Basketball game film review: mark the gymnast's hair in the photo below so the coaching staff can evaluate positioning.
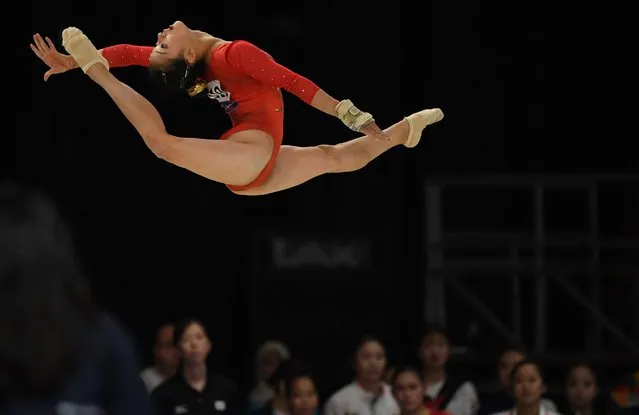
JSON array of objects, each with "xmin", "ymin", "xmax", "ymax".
[
  {"xmin": 0, "ymin": 182, "xmax": 95, "ymax": 400},
  {"xmin": 149, "ymin": 56, "xmax": 208, "ymax": 98}
]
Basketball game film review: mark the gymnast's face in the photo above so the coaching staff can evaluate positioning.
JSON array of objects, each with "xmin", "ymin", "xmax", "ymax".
[{"xmin": 151, "ymin": 20, "xmax": 191, "ymax": 69}]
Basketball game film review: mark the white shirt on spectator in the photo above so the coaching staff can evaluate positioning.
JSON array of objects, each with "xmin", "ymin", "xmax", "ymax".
[
  {"xmin": 139, "ymin": 366, "xmax": 166, "ymax": 392},
  {"xmin": 540, "ymin": 399, "xmax": 558, "ymax": 412},
  {"xmin": 491, "ymin": 406, "xmax": 561, "ymax": 415},
  {"xmin": 324, "ymin": 382, "xmax": 400, "ymax": 415},
  {"xmin": 425, "ymin": 379, "xmax": 479, "ymax": 415}
]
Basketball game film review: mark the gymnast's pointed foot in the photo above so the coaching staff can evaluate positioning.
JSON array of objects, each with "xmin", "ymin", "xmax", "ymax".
[
  {"xmin": 403, "ymin": 108, "xmax": 444, "ymax": 148},
  {"xmin": 61, "ymin": 27, "xmax": 109, "ymax": 73}
]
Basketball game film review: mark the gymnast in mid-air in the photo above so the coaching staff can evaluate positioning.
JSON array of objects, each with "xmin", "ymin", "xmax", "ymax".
[{"xmin": 30, "ymin": 22, "xmax": 443, "ymax": 195}]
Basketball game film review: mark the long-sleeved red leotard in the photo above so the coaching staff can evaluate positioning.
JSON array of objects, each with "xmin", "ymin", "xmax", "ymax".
[
  {"xmin": 101, "ymin": 41, "xmax": 319, "ymax": 123},
  {"xmin": 101, "ymin": 45, "xmax": 153, "ymax": 68},
  {"xmin": 101, "ymin": 41, "xmax": 320, "ymax": 190}
]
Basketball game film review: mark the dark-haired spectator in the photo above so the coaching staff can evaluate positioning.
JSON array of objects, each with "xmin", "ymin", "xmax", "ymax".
[
  {"xmin": 392, "ymin": 365, "xmax": 448, "ymax": 415},
  {"xmin": 324, "ymin": 336, "xmax": 399, "ymax": 415},
  {"xmin": 479, "ymin": 349, "xmax": 557, "ymax": 415},
  {"xmin": 418, "ymin": 327, "xmax": 478, "ymax": 415},
  {"xmin": 152, "ymin": 319, "xmax": 239, "ymax": 415},
  {"xmin": 563, "ymin": 363, "xmax": 601, "ymax": 415},
  {"xmin": 141, "ymin": 322, "xmax": 180, "ymax": 392},
  {"xmin": 285, "ymin": 367, "xmax": 320, "ymax": 415},
  {"xmin": 489, "ymin": 360, "xmax": 560, "ymax": 415}
]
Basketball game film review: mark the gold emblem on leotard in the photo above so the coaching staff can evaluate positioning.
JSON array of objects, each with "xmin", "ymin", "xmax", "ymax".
[{"xmin": 188, "ymin": 80, "xmax": 208, "ymax": 97}]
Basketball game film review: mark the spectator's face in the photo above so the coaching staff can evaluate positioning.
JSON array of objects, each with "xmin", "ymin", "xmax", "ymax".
[
  {"xmin": 260, "ymin": 352, "xmax": 281, "ymax": 380},
  {"xmin": 420, "ymin": 333, "xmax": 450, "ymax": 368},
  {"xmin": 355, "ymin": 341, "xmax": 386, "ymax": 383},
  {"xmin": 393, "ymin": 371, "xmax": 424, "ymax": 413},
  {"xmin": 566, "ymin": 366, "xmax": 597, "ymax": 409},
  {"xmin": 154, "ymin": 324, "xmax": 180, "ymax": 374},
  {"xmin": 498, "ymin": 351, "xmax": 526, "ymax": 389},
  {"xmin": 289, "ymin": 376, "xmax": 318, "ymax": 415},
  {"xmin": 178, "ymin": 322, "xmax": 211, "ymax": 364},
  {"xmin": 512, "ymin": 364, "xmax": 544, "ymax": 406}
]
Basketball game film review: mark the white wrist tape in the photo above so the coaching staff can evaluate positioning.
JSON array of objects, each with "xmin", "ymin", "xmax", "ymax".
[
  {"xmin": 62, "ymin": 27, "xmax": 109, "ymax": 73},
  {"xmin": 335, "ymin": 99, "xmax": 374, "ymax": 131}
]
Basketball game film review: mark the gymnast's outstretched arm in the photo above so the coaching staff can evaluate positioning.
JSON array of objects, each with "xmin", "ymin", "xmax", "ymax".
[
  {"xmin": 30, "ymin": 34, "xmax": 153, "ymax": 80},
  {"xmin": 223, "ymin": 41, "xmax": 388, "ymax": 139},
  {"xmin": 100, "ymin": 45, "xmax": 154, "ymax": 67}
]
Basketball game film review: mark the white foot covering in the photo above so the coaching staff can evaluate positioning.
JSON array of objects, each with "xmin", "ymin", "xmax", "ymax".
[
  {"xmin": 403, "ymin": 108, "xmax": 444, "ymax": 148},
  {"xmin": 62, "ymin": 27, "xmax": 109, "ymax": 73}
]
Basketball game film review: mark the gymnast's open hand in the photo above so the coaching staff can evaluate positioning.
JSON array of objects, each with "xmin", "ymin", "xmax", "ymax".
[
  {"xmin": 30, "ymin": 34, "xmax": 77, "ymax": 81},
  {"xmin": 360, "ymin": 120, "xmax": 391, "ymax": 141}
]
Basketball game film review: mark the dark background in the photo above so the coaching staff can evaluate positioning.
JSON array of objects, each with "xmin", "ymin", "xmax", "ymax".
[{"xmin": 9, "ymin": 0, "xmax": 638, "ymax": 402}]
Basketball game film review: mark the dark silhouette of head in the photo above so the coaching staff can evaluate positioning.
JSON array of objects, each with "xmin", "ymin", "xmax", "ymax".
[{"xmin": 0, "ymin": 182, "xmax": 94, "ymax": 400}]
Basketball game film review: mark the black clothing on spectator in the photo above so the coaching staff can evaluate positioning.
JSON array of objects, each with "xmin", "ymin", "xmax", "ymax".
[
  {"xmin": 152, "ymin": 371, "xmax": 239, "ymax": 415},
  {"xmin": 423, "ymin": 377, "xmax": 466, "ymax": 411},
  {"xmin": 477, "ymin": 390, "xmax": 514, "ymax": 415}
]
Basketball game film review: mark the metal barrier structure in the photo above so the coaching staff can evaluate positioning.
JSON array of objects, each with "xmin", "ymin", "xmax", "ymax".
[{"xmin": 424, "ymin": 175, "xmax": 639, "ymax": 359}]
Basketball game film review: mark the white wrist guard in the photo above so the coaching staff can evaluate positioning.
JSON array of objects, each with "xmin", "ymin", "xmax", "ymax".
[{"xmin": 335, "ymin": 99, "xmax": 374, "ymax": 131}]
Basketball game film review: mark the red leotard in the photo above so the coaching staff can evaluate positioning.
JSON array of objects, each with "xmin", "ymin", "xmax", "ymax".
[{"xmin": 100, "ymin": 41, "xmax": 320, "ymax": 190}]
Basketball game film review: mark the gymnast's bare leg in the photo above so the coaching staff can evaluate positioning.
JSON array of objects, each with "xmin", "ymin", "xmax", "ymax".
[
  {"xmin": 62, "ymin": 28, "xmax": 273, "ymax": 187},
  {"xmin": 234, "ymin": 109, "xmax": 441, "ymax": 195}
]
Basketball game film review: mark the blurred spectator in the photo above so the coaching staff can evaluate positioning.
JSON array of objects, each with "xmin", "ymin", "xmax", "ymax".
[
  {"xmin": 141, "ymin": 322, "xmax": 180, "ymax": 392},
  {"xmin": 609, "ymin": 370, "xmax": 639, "ymax": 415},
  {"xmin": 490, "ymin": 360, "xmax": 560, "ymax": 415},
  {"xmin": 324, "ymin": 336, "xmax": 399, "ymax": 415},
  {"xmin": 0, "ymin": 182, "xmax": 152, "ymax": 415},
  {"xmin": 251, "ymin": 359, "xmax": 321, "ymax": 415},
  {"xmin": 386, "ymin": 367, "xmax": 398, "ymax": 385},
  {"xmin": 251, "ymin": 359, "xmax": 294, "ymax": 415},
  {"xmin": 392, "ymin": 365, "xmax": 447, "ymax": 415},
  {"xmin": 563, "ymin": 363, "xmax": 601, "ymax": 415},
  {"xmin": 249, "ymin": 340, "xmax": 291, "ymax": 410},
  {"xmin": 285, "ymin": 365, "xmax": 320, "ymax": 415},
  {"xmin": 418, "ymin": 326, "xmax": 478, "ymax": 415},
  {"xmin": 479, "ymin": 349, "xmax": 557, "ymax": 415},
  {"xmin": 152, "ymin": 318, "xmax": 239, "ymax": 415}
]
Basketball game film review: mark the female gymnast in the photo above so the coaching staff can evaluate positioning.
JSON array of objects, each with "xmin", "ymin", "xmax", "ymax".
[{"xmin": 30, "ymin": 22, "xmax": 444, "ymax": 195}]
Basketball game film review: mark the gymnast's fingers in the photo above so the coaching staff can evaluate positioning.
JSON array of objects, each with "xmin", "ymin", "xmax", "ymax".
[
  {"xmin": 34, "ymin": 34, "xmax": 49, "ymax": 53},
  {"xmin": 45, "ymin": 37, "xmax": 58, "ymax": 52},
  {"xmin": 30, "ymin": 43, "xmax": 44, "ymax": 60},
  {"xmin": 361, "ymin": 122, "xmax": 390, "ymax": 141}
]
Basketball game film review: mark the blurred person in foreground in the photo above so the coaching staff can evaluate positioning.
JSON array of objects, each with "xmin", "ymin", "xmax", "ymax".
[{"xmin": 0, "ymin": 182, "xmax": 152, "ymax": 415}]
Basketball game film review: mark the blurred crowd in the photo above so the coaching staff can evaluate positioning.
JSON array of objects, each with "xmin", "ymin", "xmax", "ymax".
[{"xmin": 1, "ymin": 184, "xmax": 637, "ymax": 415}]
